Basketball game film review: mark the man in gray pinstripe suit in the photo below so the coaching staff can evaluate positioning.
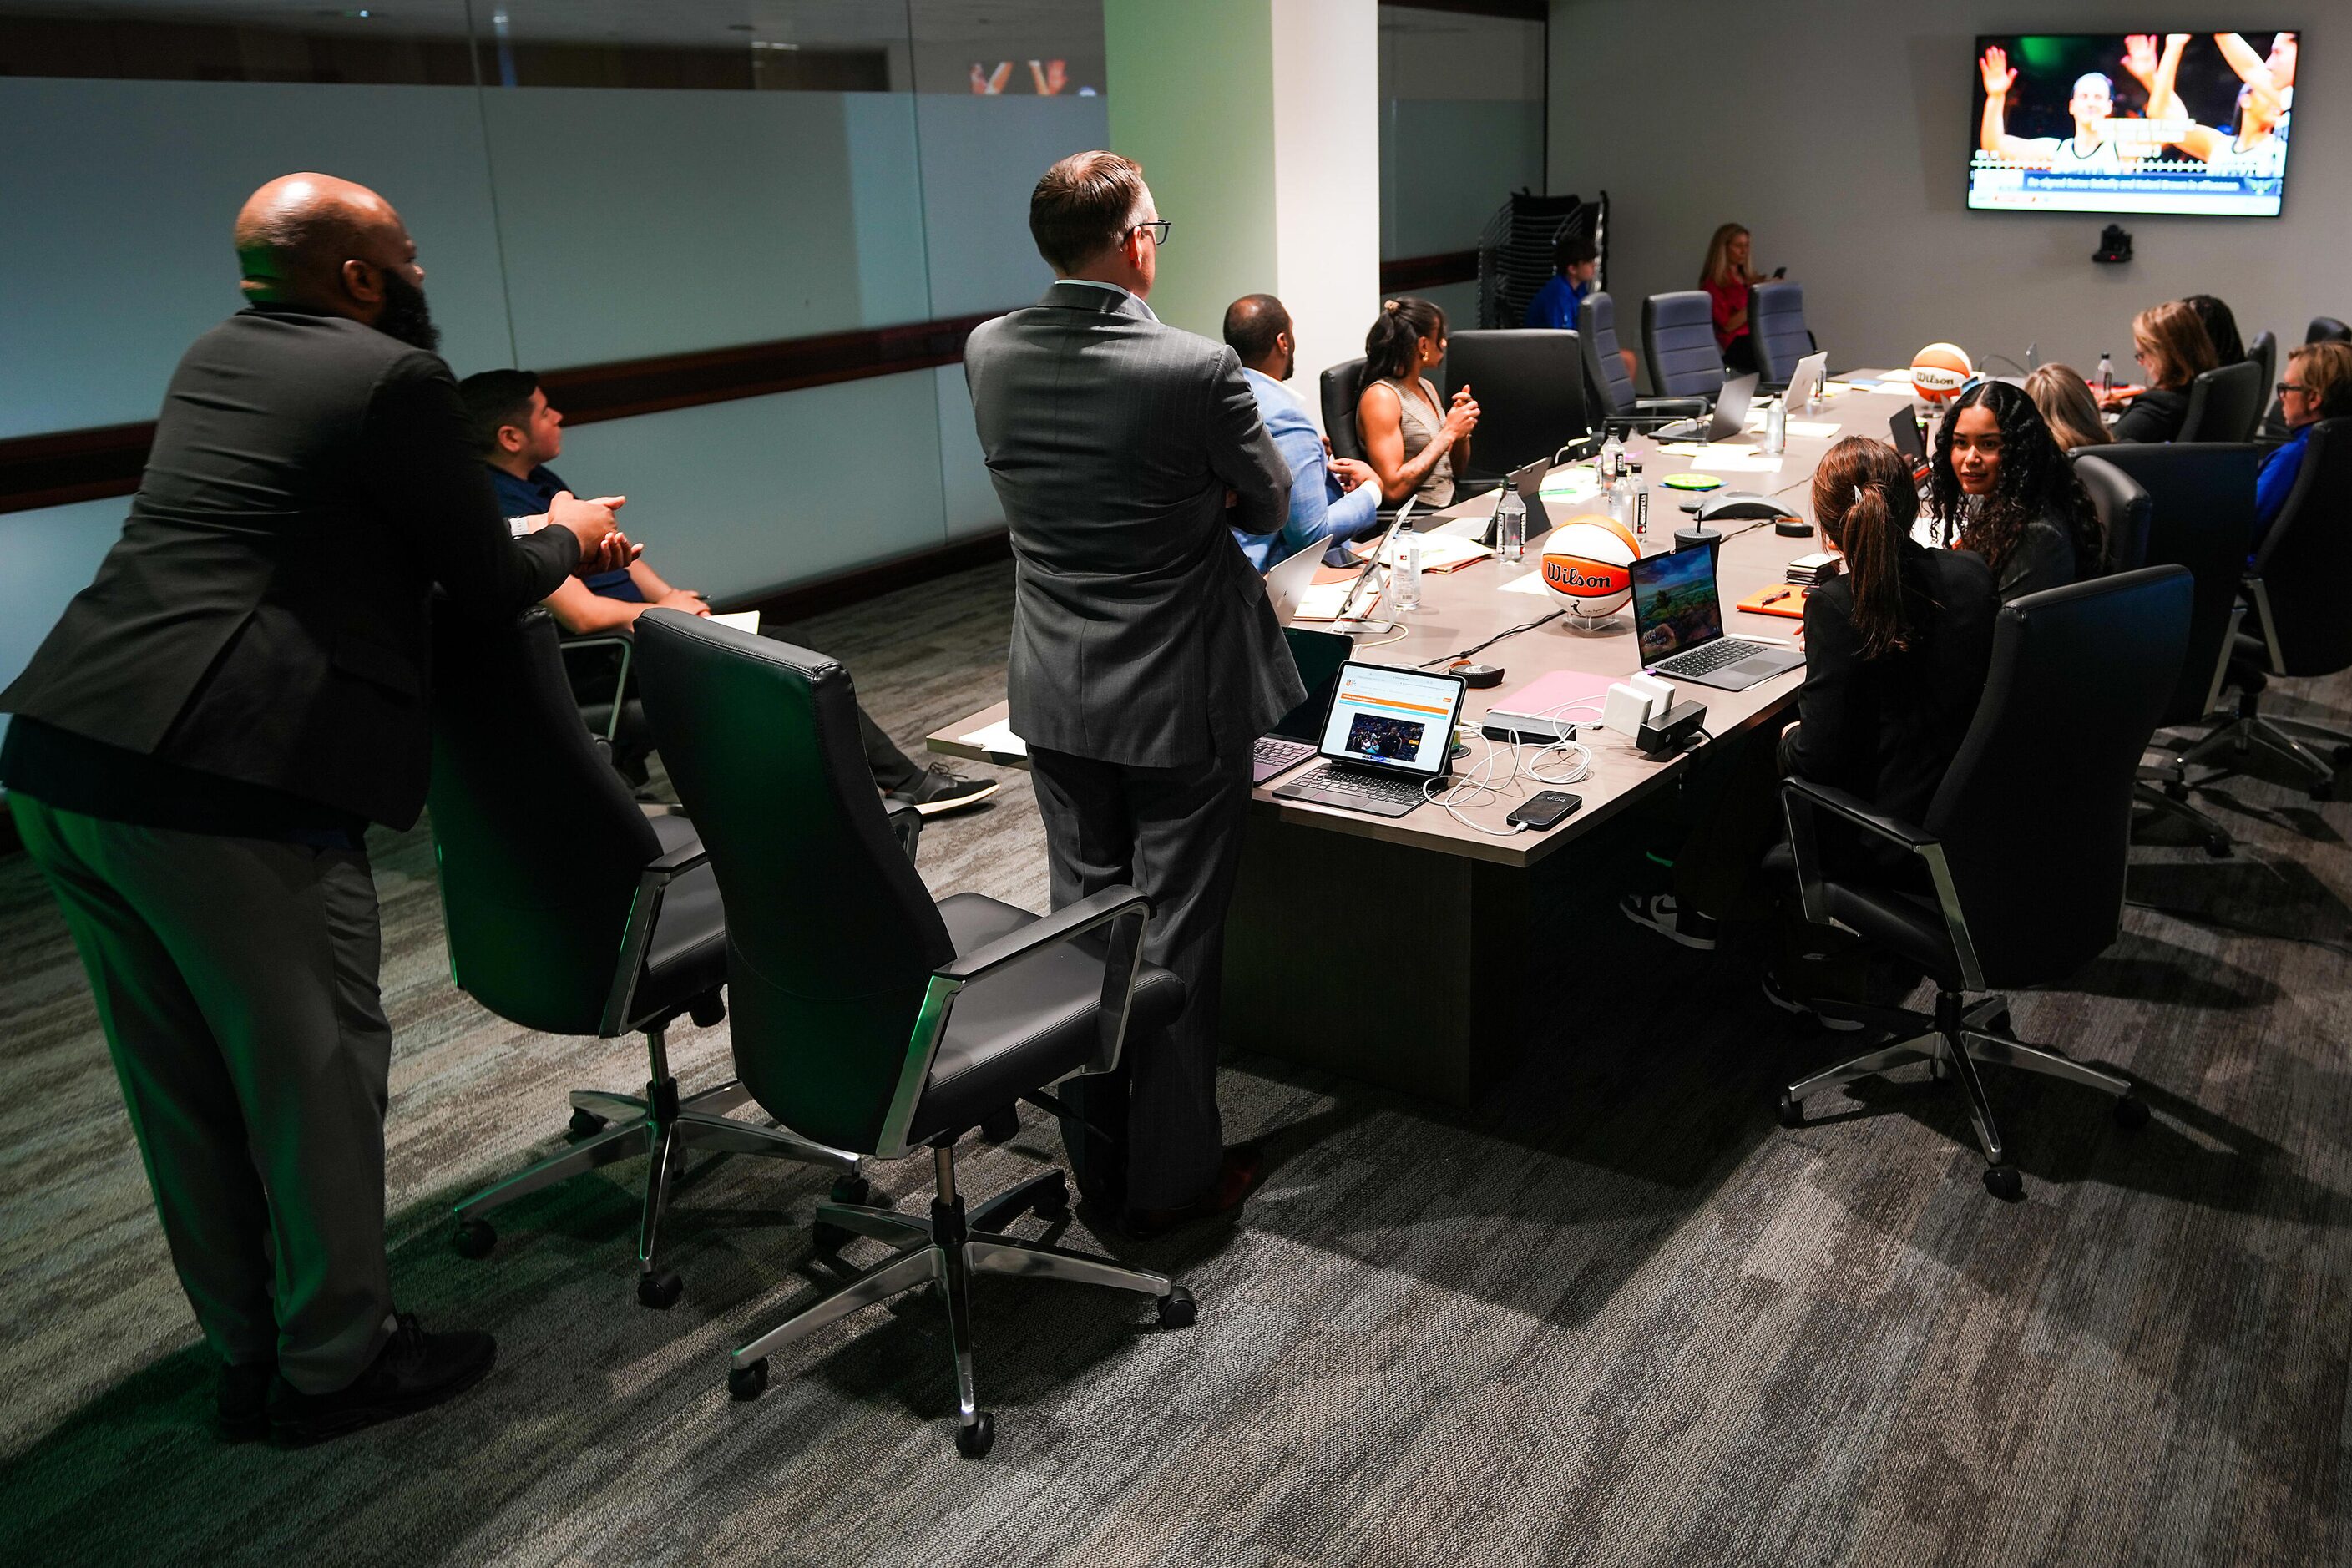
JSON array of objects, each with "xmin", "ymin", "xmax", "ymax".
[{"xmin": 965, "ymin": 151, "xmax": 1299, "ymax": 1234}]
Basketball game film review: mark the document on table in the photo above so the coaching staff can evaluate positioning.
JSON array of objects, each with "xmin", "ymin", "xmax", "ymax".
[
  {"xmin": 1351, "ymin": 531, "xmax": 1493, "ymax": 573},
  {"xmin": 1540, "ymin": 466, "xmax": 1602, "ymax": 503},
  {"xmin": 958, "ymin": 719, "xmax": 1028, "ymax": 760},
  {"xmin": 1739, "ymin": 412, "xmax": 1842, "ymax": 438},
  {"xmin": 1500, "ymin": 569, "xmax": 1551, "ymax": 596},
  {"xmin": 1656, "ymin": 442, "xmax": 1786, "ymax": 473},
  {"xmin": 708, "ymin": 609, "xmax": 761, "ymax": 633},
  {"xmin": 1295, "ymin": 580, "xmax": 1382, "ymax": 620}
]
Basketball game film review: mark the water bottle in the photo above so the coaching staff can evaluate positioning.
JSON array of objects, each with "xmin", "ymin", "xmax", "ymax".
[
  {"xmin": 1598, "ymin": 427, "xmax": 1626, "ymax": 486},
  {"xmin": 2098, "ymin": 352, "xmax": 2114, "ymax": 396},
  {"xmin": 1496, "ymin": 479, "xmax": 1526, "ymax": 564},
  {"xmin": 1391, "ymin": 532, "xmax": 1422, "ymax": 613},
  {"xmin": 1628, "ymin": 461, "xmax": 1649, "ymax": 536},
  {"xmin": 1763, "ymin": 397, "xmax": 1788, "ymax": 456}
]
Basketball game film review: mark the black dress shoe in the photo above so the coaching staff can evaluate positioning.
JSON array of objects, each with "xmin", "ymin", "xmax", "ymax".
[
  {"xmin": 267, "ymin": 1314, "xmax": 495, "ymax": 1447},
  {"xmin": 1123, "ymin": 1144, "xmax": 1264, "ymax": 1240},
  {"xmin": 216, "ymin": 1358, "xmax": 276, "ymax": 1443}
]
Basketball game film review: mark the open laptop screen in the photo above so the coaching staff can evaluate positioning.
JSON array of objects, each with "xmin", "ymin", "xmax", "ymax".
[
  {"xmin": 1630, "ymin": 546, "xmax": 1726, "ymax": 665},
  {"xmin": 1314, "ymin": 662, "xmax": 1466, "ymax": 778},
  {"xmin": 1269, "ymin": 628, "xmax": 1353, "ymax": 741}
]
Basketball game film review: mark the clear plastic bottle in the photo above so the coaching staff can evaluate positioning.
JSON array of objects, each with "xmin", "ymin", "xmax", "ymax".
[
  {"xmin": 1496, "ymin": 478, "xmax": 1526, "ymax": 564},
  {"xmin": 1391, "ymin": 532, "xmax": 1422, "ymax": 613},
  {"xmin": 1597, "ymin": 427, "xmax": 1626, "ymax": 489},
  {"xmin": 2098, "ymin": 352, "xmax": 2114, "ymax": 396},
  {"xmin": 1628, "ymin": 460, "xmax": 1648, "ymax": 536},
  {"xmin": 1763, "ymin": 397, "xmax": 1788, "ymax": 456}
]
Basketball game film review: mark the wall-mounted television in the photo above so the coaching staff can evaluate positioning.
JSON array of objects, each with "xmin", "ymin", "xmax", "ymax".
[{"xmin": 1968, "ymin": 31, "xmax": 2298, "ymax": 216}]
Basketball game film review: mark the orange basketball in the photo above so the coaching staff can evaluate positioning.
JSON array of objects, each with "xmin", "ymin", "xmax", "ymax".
[
  {"xmin": 1910, "ymin": 342, "xmax": 1975, "ymax": 403},
  {"xmin": 1541, "ymin": 514, "xmax": 1641, "ymax": 619}
]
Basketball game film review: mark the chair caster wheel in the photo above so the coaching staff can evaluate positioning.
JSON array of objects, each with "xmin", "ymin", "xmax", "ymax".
[
  {"xmin": 569, "ymin": 1108, "xmax": 607, "ymax": 1137},
  {"xmin": 2113, "ymin": 1095, "xmax": 2150, "ymax": 1130},
  {"xmin": 728, "ymin": 1359, "xmax": 769, "ymax": 1402},
  {"xmin": 979, "ymin": 1105, "xmax": 1020, "ymax": 1144},
  {"xmin": 1982, "ymin": 1166, "xmax": 2023, "ymax": 1201},
  {"xmin": 1033, "ymin": 1173, "xmax": 1070, "ymax": 1223},
  {"xmin": 2162, "ymin": 781, "xmax": 2188, "ymax": 802},
  {"xmin": 1156, "ymin": 1284, "xmax": 1197, "ymax": 1329},
  {"xmin": 956, "ymin": 1413, "xmax": 996, "ymax": 1459},
  {"xmin": 452, "ymin": 1219, "xmax": 495, "ymax": 1259},
  {"xmin": 637, "ymin": 1270, "xmax": 683, "ymax": 1309},
  {"xmin": 829, "ymin": 1172, "xmax": 871, "ymax": 1206},
  {"xmin": 2204, "ymin": 836, "xmax": 2231, "ymax": 858},
  {"xmin": 1775, "ymin": 1093, "xmax": 1803, "ymax": 1129}
]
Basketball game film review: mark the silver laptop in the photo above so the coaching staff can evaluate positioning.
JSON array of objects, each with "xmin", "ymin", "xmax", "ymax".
[
  {"xmin": 1629, "ymin": 544, "xmax": 1803, "ymax": 692},
  {"xmin": 1783, "ymin": 351, "xmax": 1828, "ymax": 412},
  {"xmin": 1653, "ymin": 372, "xmax": 1758, "ymax": 443},
  {"xmin": 1263, "ymin": 541, "xmax": 1324, "ymax": 623},
  {"xmin": 1271, "ymin": 661, "xmax": 1469, "ymax": 818}
]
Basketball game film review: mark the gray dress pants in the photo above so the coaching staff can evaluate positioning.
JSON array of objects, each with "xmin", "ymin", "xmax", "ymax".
[
  {"xmin": 11, "ymin": 795, "xmax": 398, "ymax": 1393},
  {"xmin": 1028, "ymin": 741, "xmax": 1252, "ymax": 1212}
]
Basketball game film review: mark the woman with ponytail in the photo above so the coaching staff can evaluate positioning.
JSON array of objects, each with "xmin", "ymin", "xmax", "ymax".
[
  {"xmin": 1356, "ymin": 296, "xmax": 1477, "ymax": 507},
  {"xmin": 1624, "ymin": 437, "xmax": 1997, "ymax": 1015}
]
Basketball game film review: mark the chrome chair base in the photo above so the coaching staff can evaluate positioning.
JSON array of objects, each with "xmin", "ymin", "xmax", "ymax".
[
  {"xmin": 450, "ymin": 1025, "xmax": 859, "ymax": 1306},
  {"xmin": 2170, "ymin": 705, "xmax": 2352, "ymax": 801},
  {"xmin": 1779, "ymin": 991, "xmax": 2148, "ymax": 1200},
  {"xmin": 726, "ymin": 1145, "xmax": 1194, "ymax": 1458}
]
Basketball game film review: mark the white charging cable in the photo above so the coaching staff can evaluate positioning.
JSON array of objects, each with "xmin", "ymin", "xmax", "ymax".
[{"xmin": 1423, "ymin": 700, "xmax": 1598, "ymax": 834}]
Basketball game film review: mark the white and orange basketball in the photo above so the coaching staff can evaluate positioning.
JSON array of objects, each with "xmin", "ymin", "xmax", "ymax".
[
  {"xmin": 1540, "ymin": 514, "xmax": 1641, "ymax": 620},
  {"xmin": 1910, "ymin": 342, "xmax": 1975, "ymax": 403}
]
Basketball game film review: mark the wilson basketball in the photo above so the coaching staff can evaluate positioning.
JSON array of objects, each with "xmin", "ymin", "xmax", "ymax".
[
  {"xmin": 1910, "ymin": 342, "xmax": 1975, "ymax": 403},
  {"xmin": 1541, "ymin": 515, "xmax": 1641, "ymax": 620}
]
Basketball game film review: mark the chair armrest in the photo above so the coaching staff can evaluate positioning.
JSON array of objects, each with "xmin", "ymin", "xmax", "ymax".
[
  {"xmin": 935, "ymin": 886, "xmax": 1150, "ymax": 984},
  {"xmin": 1780, "ymin": 777, "xmax": 1935, "ymax": 852},
  {"xmin": 884, "ymin": 798, "xmax": 923, "ymax": 862},
  {"xmin": 1631, "ymin": 396, "xmax": 1710, "ymax": 418},
  {"xmin": 559, "ymin": 632, "xmax": 635, "ymax": 742},
  {"xmin": 598, "ymin": 837, "xmax": 710, "ymax": 1037},
  {"xmin": 646, "ymin": 842, "xmax": 708, "ymax": 880}
]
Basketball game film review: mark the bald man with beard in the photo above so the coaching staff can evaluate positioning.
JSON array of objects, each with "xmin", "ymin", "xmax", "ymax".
[{"xmin": 0, "ymin": 174, "xmax": 634, "ymax": 1445}]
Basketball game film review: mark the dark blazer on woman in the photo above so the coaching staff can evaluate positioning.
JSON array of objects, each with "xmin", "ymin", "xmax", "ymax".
[
  {"xmin": 1780, "ymin": 542, "xmax": 1999, "ymax": 826},
  {"xmin": 2112, "ymin": 387, "xmax": 2190, "ymax": 443},
  {"xmin": 1987, "ymin": 513, "xmax": 2079, "ymax": 601}
]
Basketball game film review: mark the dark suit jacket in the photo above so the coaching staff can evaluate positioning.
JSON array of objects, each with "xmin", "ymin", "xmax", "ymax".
[
  {"xmin": 0, "ymin": 308, "xmax": 578, "ymax": 827},
  {"xmin": 964, "ymin": 282, "xmax": 1300, "ymax": 766},
  {"xmin": 2113, "ymin": 387, "xmax": 2189, "ymax": 443},
  {"xmin": 1781, "ymin": 542, "xmax": 1997, "ymax": 827}
]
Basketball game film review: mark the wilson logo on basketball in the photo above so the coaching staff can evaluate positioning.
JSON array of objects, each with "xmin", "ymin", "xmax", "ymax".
[{"xmin": 1543, "ymin": 558, "xmax": 1628, "ymax": 594}]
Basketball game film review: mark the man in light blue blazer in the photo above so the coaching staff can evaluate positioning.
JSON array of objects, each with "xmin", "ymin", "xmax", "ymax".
[{"xmin": 1222, "ymin": 293, "xmax": 1384, "ymax": 571}]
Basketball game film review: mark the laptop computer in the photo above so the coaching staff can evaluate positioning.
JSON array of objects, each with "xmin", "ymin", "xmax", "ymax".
[
  {"xmin": 1252, "ymin": 627, "xmax": 1354, "ymax": 783},
  {"xmin": 1783, "ymin": 351, "xmax": 1828, "ymax": 413},
  {"xmin": 1652, "ymin": 372, "xmax": 1758, "ymax": 443},
  {"xmin": 1331, "ymin": 499, "xmax": 1414, "ymax": 624},
  {"xmin": 1271, "ymin": 660, "xmax": 1469, "ymax": 817},
  {"xmin": 1263, "ymin": 541, "xmax": 1325, "ymax": 625},
  {"xmin": 1475, "ymin": 455, "xmax": 1555, "ymax": 547},
  {"xmin": 1629, "ymin": 544, "xmax": 1805, "ymax": 692}
]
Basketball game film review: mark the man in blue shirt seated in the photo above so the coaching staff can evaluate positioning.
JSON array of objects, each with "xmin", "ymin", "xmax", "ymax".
[
  {"xmin": 1220, "ymin": 294, "xmax": 1382, "ymax": 571},
  {"xmin": 2253, "ymin": 341, "xmax": 2349, "ymax": 550},
  {"xmin": 1525, "ymin": 230, "xmax": 1638, "ymax": 386},
  {"xmin": 458, "ymin": 370, "xmax": 996, "ymax": 816}
]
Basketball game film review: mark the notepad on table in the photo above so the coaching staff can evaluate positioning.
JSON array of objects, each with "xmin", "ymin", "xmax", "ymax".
[
  {"xmin": 1294, "ymin": 581, "xmax": 1382, "ymax": 621},
  {"xmin": 1350, "ymin": 532, "xmax": 1493, "ymax": 574},
  {"xmin": 1736, "ymin": 584, "xmax": 1811, "ymax": 620},
  {"xmin": 958, "ymin": 719, "xmax": 1028, "ymax": 761},
  {"xmin": 708, "ymin": 609, "xmax": 761, "ymax": 634}
]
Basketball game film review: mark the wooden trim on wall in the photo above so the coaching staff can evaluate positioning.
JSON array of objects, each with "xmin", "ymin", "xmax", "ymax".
[
  {"xmin": 0, "ymin": 309, "xmax": 1005, "ymax": 517},
  {"xmin": 1379, "ymin": 250, "xmax": 1480, "ymax": 294}
]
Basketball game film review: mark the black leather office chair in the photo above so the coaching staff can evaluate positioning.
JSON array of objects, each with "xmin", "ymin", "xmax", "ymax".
[
  {"xmin": 630, "ymin": 609, "xmax": 1194, "ymax": 1459},
  {"xmin": 1579, "ymin": 292, "xmax": 1706, "ymax": 432},
  {"xmin": 2176, "ymin": 418, "xmax": 2352, "ymax": 797},
  {"xmin": 2076, "ymin": 444, "xmax": 2257, "ymax": 846},
  {"xmin": 1746, "ymin": 281, "xmax": 1815, "ymax": 389},
  {"xmin": 2247, "ymin": 330, "xmax": 2276, "ymax": 401},
  {"xmin": 2178, "ymin": 360, "xmax": 2264, "ymax": 443},
  {"xmin": 2248, "ymin": 330, "xmax": 2286, "ymax": 447},
  {"xmin": 2075, "ymin": 448, "xmax": 2248, "ymax": 856},
  {"xmin": 1776, "ymin": 568, "xmax": 2192, "ymax": 1199},
  {"xmin": 1441, "ymin": 329, "xmax": 1586, "ymax": 480},
  {"xmin": 1321, "ymin": 356, "xmax": 1367, "ymax": 463},
  {"xmin": 1641, "ymin": 291, "xmax": 1727, "ymax": 400},
  {"xmin": 2309, "ymin": 316, "xmax": 2350, "ymax": 344},
  {"xmin": 429, "ymin": 607, "xmax": 873, "ymax": 1308}
]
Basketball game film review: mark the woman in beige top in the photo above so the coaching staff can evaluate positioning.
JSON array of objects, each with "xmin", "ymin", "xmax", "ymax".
[{"xmin": 1356, "ymin": 296, "xmax": 1478, "ymax": 507}]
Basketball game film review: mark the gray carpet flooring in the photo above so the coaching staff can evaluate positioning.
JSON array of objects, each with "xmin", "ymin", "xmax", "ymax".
[{"xmin": 3, "ymin": 561, "xmax": 2348, "ymax": 1565}]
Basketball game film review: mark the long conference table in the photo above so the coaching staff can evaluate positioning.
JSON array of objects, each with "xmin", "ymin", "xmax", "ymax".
[{"xmin": 928, "ymin": 374, "xmax": 1920, "ymax": 1102}]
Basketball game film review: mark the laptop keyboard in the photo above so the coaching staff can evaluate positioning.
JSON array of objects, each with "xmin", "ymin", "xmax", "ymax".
[
  {"xmin": 1288, "ymin": 763, "xmax": 1429, "ymax": 803},
  {"xmin": 1653, "ymin": 639, "xmax": 1754, "ymax": 678},
  {"xmin": 1253, "ymin": 736, "xmax": 1315, "ymax": 770}
]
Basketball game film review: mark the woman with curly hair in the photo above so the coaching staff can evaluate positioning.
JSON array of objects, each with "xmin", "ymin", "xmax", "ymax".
[{"xmin": 1928, "ymin": 379, "xmax": 2106, "ymax": 600}]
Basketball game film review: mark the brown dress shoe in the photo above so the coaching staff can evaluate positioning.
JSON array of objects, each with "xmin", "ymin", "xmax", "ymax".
[{"xmin": 1122, "ymin": 1144, "xmax": 1263, "ymax": 1240}]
